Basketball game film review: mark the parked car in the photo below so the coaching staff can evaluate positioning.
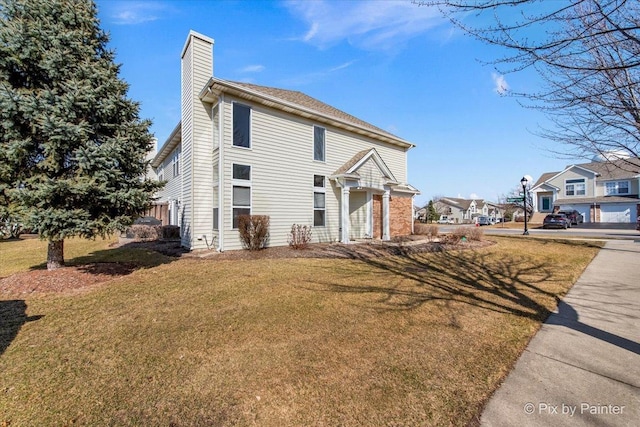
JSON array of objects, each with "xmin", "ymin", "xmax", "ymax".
[
  {"xmin": 543, "ymin": 214, "xmax": 571, "ymax": 229},
  {"xmin": 437, "ymin": 215, "xmax": 455, "ymax": 224},
  {"xmin": 557, "ymin": 210, "xmax": 583, "ymax": 225},
  {"xmin": 476, "ymin": 216, "xmax": 491, "ymax": 226}
]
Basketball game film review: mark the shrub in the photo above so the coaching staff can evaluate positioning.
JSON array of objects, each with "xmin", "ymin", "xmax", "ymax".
[
  {"xmin": 450, "ymin": 227, "xmax": 467, "ymax": 243},
  {"xmin": 426, "ymin": 225, "xmax": 439, "ymax": 241},
  {"xmin": 288, "ymin": 224, "xmax": 312, "ymax": 249},
  {"xmin": 467, "ymin": 227, "xmax": 484, "ymax": 241},
  {"xmin": 126, "ymin": 224, "xmax": 162, "ymax": 240},
  {"xmin": 446, "ymin": 226, "xmax": 484, "ymax": 243},
  {"xmin": 238, "ymin": 215, "xmax": 270, "ymax": 250}
]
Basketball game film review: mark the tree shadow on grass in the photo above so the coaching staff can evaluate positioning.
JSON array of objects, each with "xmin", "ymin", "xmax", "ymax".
[
  {"xmin": 0, "ymin": 300, "xmax": 43, "ymax": 356},
  {"xmin": 28, "ymin": 240, "xmax": 186, "ymax": 275},
  {"xmin": 310, "ymin": 244, "xmax": 559, "ymax": 322}
]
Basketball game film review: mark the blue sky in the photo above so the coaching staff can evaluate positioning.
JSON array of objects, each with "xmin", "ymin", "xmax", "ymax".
[{"xmin": 95, "ymin": 0, "xmax": 577, "ymax": 206}]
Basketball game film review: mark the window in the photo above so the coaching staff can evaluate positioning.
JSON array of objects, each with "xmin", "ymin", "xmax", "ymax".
[
  {"xmin": 232, "ymin": 163, "xmax": 251, "ymax": 228},
  {"xmin": 233, "ymin": 103, "xmax": 251, "ymax": 148},
  {"xmin": 212, "ymin": 185, "xmax": 219, "ymax": 230},
  {"xmin": 313, "ymin": 174, "xmax": 325, "ymax": 226},
  {"xmin": 605, "ymin": 181, "xmax": 629, "ymax": 195},
  {"xmin": 566, "ymin": 178, "xmax": 586, "ymax": 196},
  {"xmin": 233, "ymin": 164, "xmax": 251, "ymax": 180},
  {"xmin": 173, "ymin": 151, "xmax": 180, "ymax": 177},
  {"xmin": 313, "ymin": 126, "xmax": 325, "ymax": 161},
  {"xmin": 232, "ymin": 186, "xmax": 251, "ymax": 228}
]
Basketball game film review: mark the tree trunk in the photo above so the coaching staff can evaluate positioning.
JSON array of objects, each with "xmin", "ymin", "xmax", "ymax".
[{"xmin": 47, "ymin": 240, "xmax": 65, "ymax": 270}]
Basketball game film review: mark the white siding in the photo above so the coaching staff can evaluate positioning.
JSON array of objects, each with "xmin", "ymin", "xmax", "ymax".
[
  {"xmin": 181, "ymin": 33, "xmax": 214, "ymax": 250},
  {"xmin": 349, "ymin": 191, "xmax": 367, "ymax": 239},
  {"xmin": 357, "ymin": 158, "xmax": 386, "ymax": 189},
  {"xmin": 219, "ymin": 96, "xmax": 409, "ymax": 251},
  {"xmin": 548, "ymin": 169, "xmax": 595, "ymax": 198},
  {"xmin": 155, "ymin": 148, "xmax": 182, "ymax": 203}
]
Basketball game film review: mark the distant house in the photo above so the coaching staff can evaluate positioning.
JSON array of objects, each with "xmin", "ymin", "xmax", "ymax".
[
  {"xmin": 150, "ymin": 31, "xmax": 419, "ymax": 251},
  {"xmin": 435, "ymin": 197, "xmax": 503, "ymax": 224},
  {"xmin": 530, "ymin": 158, "xmax": 640, "ymax": 223}
]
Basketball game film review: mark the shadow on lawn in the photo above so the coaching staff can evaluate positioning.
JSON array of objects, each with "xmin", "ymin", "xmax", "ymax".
[
  {"xmin": 314, "ymin": 244, "xmax": 558, "ymax": 321},
  {"xmin": 28, "ymin": 240, "xmax": 186, "ymax": 274},
  {"xmin": 0, "ymin": 300, "xmax": 43, "ymax": 356}
]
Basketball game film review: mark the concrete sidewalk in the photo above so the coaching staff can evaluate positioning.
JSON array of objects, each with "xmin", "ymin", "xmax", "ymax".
[{"xmin": 481, "ymin": 239, "xmax": 640, "ymax": 427}]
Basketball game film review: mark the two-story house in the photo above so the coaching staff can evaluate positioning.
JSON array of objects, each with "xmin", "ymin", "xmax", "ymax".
[
  {"xmin": 151, "ymin": 31, "xmax": 419, "ymax": 251},
  {"xmin": 530, "ymin": 158, "xmax": 640, "ymax": 223},
  {"xmin": 435, "ymin": 197, "xmax": 503, "ymax": 224}
]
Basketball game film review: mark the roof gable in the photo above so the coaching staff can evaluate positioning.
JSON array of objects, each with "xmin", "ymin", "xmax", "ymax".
[
  {"xmin": 533, "ymin": 158, "xmax": 640, "ymax": 189},
  {"xmin": 332, "ymin": 148, "xmax": 398, "ymax": 184}
]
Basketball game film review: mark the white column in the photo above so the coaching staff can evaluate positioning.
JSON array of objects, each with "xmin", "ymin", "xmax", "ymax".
[
  {"xmin": 341, "ymin": 186, "xmax": 350, "ymax": 244},
  {"xmin": 382, "ymin": 190, "xmax": 390, "ymax": 241}
]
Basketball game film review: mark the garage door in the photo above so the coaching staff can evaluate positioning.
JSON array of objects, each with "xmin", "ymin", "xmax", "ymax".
[
  {"xmin": 559, "ymin": 205, "xmax": 590, "ymax": 223},
  {"xmin": 600, "ymin": 204, "xmax": 635, "ymax": 223}
]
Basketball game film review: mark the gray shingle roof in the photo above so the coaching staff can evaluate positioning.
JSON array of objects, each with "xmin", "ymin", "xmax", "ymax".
[
  {"xmin": 535, "ymin": 158, "xmax": 640, "ymax": 186},
  {"xmin": 227, "ymin": 81, "xmax": 401, "ymax": 141}
]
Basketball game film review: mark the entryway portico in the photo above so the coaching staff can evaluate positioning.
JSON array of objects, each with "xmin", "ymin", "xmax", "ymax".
[{"xmin": 331, "ymin": 148, "xmax": 417, "ymax": 244}]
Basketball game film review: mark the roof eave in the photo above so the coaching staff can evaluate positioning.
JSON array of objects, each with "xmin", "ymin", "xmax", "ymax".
[{"xmin": 152, "ymin": 122, "xmax": 182, "ymax": 167}]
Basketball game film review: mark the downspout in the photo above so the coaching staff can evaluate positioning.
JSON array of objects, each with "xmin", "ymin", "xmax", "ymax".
[{"xmin": 217, "ymin": 94, "xmax": 225, "ymax": 251}]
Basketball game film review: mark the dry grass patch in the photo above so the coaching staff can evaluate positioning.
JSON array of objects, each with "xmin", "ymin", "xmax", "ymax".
[{"xmin": 0, "ymin": 237, "xmax": 601, "ymax": 426}]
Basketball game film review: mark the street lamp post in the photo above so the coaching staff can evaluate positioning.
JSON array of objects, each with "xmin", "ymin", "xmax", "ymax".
[{"xmin": 521, "ymin": 176, "xmax": 529, "ymax": 235}]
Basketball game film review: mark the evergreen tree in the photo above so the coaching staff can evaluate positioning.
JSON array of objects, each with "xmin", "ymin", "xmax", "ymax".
[
  {"xmin": 0, "ymin": 0, "xmax": 162, "ymax": 269},
  {"xmin": 426, "ymin": 200, "xmax": 437, "ymax": 223}
]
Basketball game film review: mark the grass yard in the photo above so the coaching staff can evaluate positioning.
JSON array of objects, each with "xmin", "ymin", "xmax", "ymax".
[{"xmin": 0, "ymin": 236, "xmax": 601, "ymax": 426}]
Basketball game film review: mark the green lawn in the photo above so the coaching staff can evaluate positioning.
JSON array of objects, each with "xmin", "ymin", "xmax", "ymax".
[{"xmin": 0, "ymin": 236, "xmax": 601, "ymax": 426}]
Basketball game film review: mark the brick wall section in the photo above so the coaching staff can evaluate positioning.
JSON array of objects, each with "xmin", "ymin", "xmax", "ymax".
[
  {"xmin": 390, "ymin": 194, "xmax": 413, "ymax": 237},
  {"xmin": 372, "ymin": 195, "xmax": 382, "ymax": 239},
  {"xmin": 371, "ymin": 193, "xmax": 412, "ymax": 238}
]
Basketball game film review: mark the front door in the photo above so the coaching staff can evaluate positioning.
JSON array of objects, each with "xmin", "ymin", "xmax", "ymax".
[{"xmin": 541, "ymin": 196, "xmax": 552, "ymax": 212}]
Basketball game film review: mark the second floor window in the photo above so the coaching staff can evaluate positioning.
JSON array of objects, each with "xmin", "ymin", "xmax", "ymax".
[
  {"xmin": 605, "ymin": 181, "xmax": 629, "ymax": 195},
  {"xmin": 173, "ymin": 151, "xmax": 180, "ymax": 177},
  {"xmin": 566, "ymin": 178, "xmax": 586, "ymax": 196},
  {"xmin": 314, "ymin": 126, "xmax": 325, "ymax": 161},
  {"xmin": 233, "ymin": 103, "xmax": 251, "ymax": 148}
]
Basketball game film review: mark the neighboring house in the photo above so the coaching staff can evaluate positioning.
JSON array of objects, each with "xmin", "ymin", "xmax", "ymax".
[
  {"xmin": 435, "ymin": 197, "xmax": 503, "ymax": 224},
  {"xmin": 530, "ymin": 158, "xmax": 640, "ymax": 223},
  {"xmin": 151, "ymin": 31, "xmax": 419, "ymax": 251}
]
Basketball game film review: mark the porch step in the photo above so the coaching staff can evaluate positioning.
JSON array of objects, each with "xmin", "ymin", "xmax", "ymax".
[{"xmin": 529, "ymin": 212, "xmax": 547, "ymax": 224}]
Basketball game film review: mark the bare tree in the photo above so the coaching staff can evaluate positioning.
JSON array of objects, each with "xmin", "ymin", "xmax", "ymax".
[{"xmin": 422, "ymin": 0, "xmax": 640, "ymax": 170}]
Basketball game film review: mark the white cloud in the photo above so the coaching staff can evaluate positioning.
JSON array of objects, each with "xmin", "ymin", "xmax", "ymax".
[
  {"xmin": 110, "ymin": 2, "xmax": 169, "ymax": 25},
  {"xmin": 328, "ymin": 60, "xmax": 356, "ymax": 72},
  {"xmin": 284, "ymin": 0, "xmax": 445, "ymax": 51},
  {"xmin": 240, "ymin": 65, "xmax": 266, "ymax": 73},
  {"xmin": 281, "ymin": 59, "xmax": 357, "ymax": 86},
  {"xmin": 469, "ymin": 193, "xmax": 479, "ymax": 199},
  {"xmin": 492, "ymin": 73, "xmax": 509, "ymax": 95}
]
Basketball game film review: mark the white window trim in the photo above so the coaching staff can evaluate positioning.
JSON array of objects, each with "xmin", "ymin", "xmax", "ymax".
[
  {"xmin": 313, "ymin": 174, "xmax": 326, "ymax": 227},
  {"xmin": 232, "ymin": 102, "xmax": 252, "ymax": 150},
  {"xmin": 313, "ymin": 125, "xmax": 326, "ymax": 162},
  {"xmin": 231, "ymin": 163, "xmax": 252, "ymax": 229},
  {"xmin": 605, "ymin": 180, "xmax": 630, "ymax": 195},
  {"xmin": 173, "ymin": 149, "xmax": 180, "ymax": 177},
  {"xmin": 565, "ymin": 178, "xmax": 586, "ymax": 196}
]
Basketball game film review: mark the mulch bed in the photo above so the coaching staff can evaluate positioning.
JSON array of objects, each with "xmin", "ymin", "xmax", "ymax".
[{"xmin": 0, "ymin": 238, "xmax": 492, "ymax": 297}]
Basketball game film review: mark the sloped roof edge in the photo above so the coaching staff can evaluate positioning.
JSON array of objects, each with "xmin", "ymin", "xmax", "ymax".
[{"xmin": 201, "ymin": 77, "xmax": 415, "ymax": 149}]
